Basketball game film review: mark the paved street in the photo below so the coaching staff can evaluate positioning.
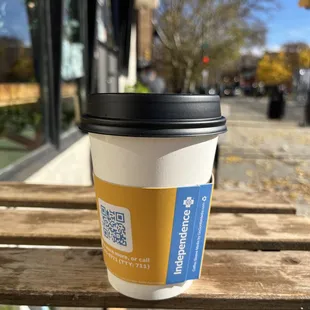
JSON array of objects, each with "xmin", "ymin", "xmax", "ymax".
[
  {"xmin": 223, "ymin": 95, "xmax": 305, "ymax": 123},
  {"xmin": 218, "ymin": 96, "xmax": 310, "ymax": 208}
]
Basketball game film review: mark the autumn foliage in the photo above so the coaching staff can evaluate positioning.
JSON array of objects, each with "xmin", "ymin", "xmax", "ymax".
[
  {"xmin": 299, "ymin": 48, "xmax": 310, "ymax": 68},
  {"xmin": 256, "ymin": 47, "xmax": 310, "ymax": 85},
  {"xmin": 256, "ymin": 52, "xmax": 291, "ymax": 85}
]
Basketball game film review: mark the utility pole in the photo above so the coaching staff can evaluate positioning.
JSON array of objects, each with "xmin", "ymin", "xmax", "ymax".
[{"xmin": 298, "ymin": 0, "xmax": 310, "ymax": 125}]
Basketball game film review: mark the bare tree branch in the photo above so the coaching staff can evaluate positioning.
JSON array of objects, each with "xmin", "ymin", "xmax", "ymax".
[{"xmin": 154, "ymin": 0, "xmax": 279, "ymax": 91}]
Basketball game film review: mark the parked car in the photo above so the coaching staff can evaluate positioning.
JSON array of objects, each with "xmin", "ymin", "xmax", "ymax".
[
  {"xmin": 234, "ymin": 87, "xmax": 242, "ymax": 96},
  {"xmin": 223, "ymin": 86, "xmax": 235, "ymax": 96},
  {"xmin": 207, "ymin": 86, "xmax": 221, "ymax": 96},
  {"xmin": 198, "ymin": 85, "xmax": 220, "ymax": 96}
]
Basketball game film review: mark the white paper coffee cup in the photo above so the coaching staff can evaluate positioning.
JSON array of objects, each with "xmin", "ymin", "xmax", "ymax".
[{"xmin": 81, "ymin": 94, "xmax": 226, "ymax": 300}]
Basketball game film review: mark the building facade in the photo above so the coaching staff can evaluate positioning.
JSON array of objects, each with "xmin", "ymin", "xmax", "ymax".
[{"xmin": 0, "ymin": 0, "xmax": 135, "ymax": 183}]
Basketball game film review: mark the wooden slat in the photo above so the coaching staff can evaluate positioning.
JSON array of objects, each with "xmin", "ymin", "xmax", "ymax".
[
  {"xmin": 0, "ymin": 183, "xmax": 95, "ymax": 209},
  {"xmin": 0, "ymin": 248, "xmax": 309, "ymax": 309},
  {"xmin": 212, "ymin": 190, "xmax": 295, "ymax": 214},
  {"xmin": 206, "ymin": 213, "xmax": 310, "ymax": 250},
  {"xmin": 0, "ymin": 209, "xmax": 99, "ymax": 247},
  {"xmin": 0, "ymin": 183, "xmax": 295, "ymax": 214},
  {"xmin": 0, "ymin": 209, "xmax": 309, "ymax": 250}
]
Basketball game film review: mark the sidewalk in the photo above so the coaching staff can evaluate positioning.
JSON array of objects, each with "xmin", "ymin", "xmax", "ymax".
[{"xmin": 218, "ymin": 101, "xmax": 310, "ymax": 206}]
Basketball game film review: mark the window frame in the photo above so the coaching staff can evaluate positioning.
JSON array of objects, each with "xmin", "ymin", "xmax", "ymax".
[{"xmin": 0, "ymin": 0, "xmax": 94, "ymax": 180}]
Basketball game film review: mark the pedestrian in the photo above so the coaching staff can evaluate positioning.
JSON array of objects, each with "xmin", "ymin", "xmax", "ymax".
[
  {"xmin": 268, "ymin": 85, "xmax": 285, "ymax": 119},
  {"xmin": 138, "ymin": 61, "xmax": 166, "ymax": 94}
]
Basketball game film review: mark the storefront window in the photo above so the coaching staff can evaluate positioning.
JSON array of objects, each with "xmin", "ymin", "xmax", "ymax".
[
  {"xmin": 61, "ymin": 0, "xmax": 84, "ymax": 132},
  {"xmin": 0, "ymin": 0, "xmax": 43, "ymax": 170},
  {"xmin": 96, "ymin": 0, "xmax": 119, "ymax": 93},
  {"xmin": 97, "ymin": 0, "xmax": 115, "ymax": 47}
]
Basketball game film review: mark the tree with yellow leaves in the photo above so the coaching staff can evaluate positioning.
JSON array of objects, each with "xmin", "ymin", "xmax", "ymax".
[
  {"xmin": 256, "ymin": 52, "xmax": 292, "ymax": 85},
  {"xmin": 299, "ymin": 0, "xmax": 310, "ymax": 8},
  {"xmin": 299, "ymin": 47, "xmax": 310, "ymax": 68}
]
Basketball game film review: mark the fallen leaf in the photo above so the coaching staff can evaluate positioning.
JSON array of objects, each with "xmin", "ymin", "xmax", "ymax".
[{"xmin": 225, "ymin": 156, "xmax": 243, "ymax": 164}]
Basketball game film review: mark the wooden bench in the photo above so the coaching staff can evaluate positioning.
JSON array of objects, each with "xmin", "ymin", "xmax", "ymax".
[{"xmin": 0, "ymin": 183, "xmax": 309, "ymax": 309}]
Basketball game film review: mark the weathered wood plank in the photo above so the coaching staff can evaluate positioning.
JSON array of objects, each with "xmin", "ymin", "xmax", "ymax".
[
  {"xmin": 0, "ymin": 209, "xmax": 100, "ymax": 247},
  {"xmin": 206, "ymin": 213, "xmax": 310, "ymax": 250},
  {"xmin": 0, "ymin": 183, "xmax": 95, "ymax": 208},
  {"xmin": 0, "ymin": 183, "xmax": 295, "ymax": 214},
  {"xmin": 0, "ymin": 209, "xmax": 308, "ymax": 250},
  {"xmin": 212, "ymin": 190, "xmax": 295, "ymax": 214},
  {"xmin": 0, "ymin": 248, "xmax": 309, "ymax": 309}
]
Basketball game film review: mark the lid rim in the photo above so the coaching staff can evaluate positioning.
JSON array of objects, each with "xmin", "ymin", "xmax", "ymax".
[
  {"xmin": 80, "ymin": 123, "xmax": 227, "ymax": 137},
  {"xmin": 81, "ymin": 93, "xmax": 227, "ymax": 137},
  {"xmin": 82, "ymin": 114, "xmax": 226, "ymax": 125}
]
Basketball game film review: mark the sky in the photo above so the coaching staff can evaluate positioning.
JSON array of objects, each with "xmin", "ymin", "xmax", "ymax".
[
  {"xmin": 0, "ymin": 0, "xmax": 31, "ymax": 45},
  {"xmin": 267, "ymin": 1, "xmax": 310, "ymax": 48},
  {"xmin": 247, "ymin": 1, "xmax": 310, "ymax": 55},
  {"xmin": 0, "ymin": 0, "xmax": 309, "ymax": 53}
]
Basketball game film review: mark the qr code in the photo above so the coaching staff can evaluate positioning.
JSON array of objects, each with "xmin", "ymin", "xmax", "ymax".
[{"xmin": 98, "ymin": 199, "xmax": 133, "ymax": 252}]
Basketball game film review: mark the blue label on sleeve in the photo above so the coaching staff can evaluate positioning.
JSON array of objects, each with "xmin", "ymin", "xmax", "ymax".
[{"xmin": 166, "ymin": 183, "xmax": 212, "ymax": 284}]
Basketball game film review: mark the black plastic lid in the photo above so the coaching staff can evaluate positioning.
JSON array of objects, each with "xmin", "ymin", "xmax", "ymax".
[{"xmin": 80, "ymin": 93, "xmax": 227, "ymax": 137}]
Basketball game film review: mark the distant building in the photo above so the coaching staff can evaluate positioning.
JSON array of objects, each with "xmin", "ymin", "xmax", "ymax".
[{"xmin": 239, "ymin": 54, "xmax": 260, "ymax": 90}]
